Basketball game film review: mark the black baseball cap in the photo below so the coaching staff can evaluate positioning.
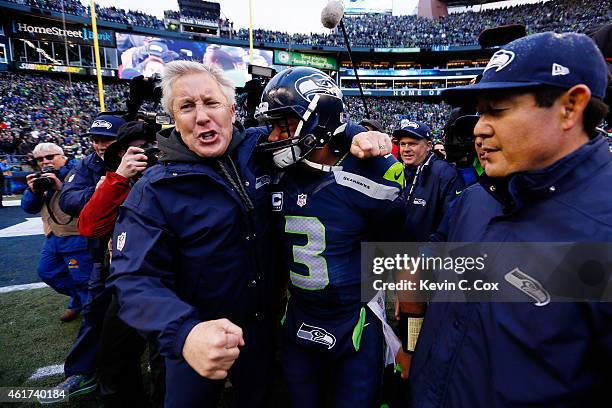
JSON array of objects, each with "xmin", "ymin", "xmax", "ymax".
[
  {"xmin": 103, "ymin": 121, "xmax": 156, "ymax": 171},
  {"xmin": 359, "ymin": 119, "xmax": 384, "ymax": 132}
]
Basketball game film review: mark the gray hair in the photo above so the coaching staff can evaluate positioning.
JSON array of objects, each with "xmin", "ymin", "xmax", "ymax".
[
  {"xmin": 33, "ymin": 143, "xmax": 64, "ymax": 157},
  {"xmin": 160, "ymin": 60, "xmax": 236, "ymax": 119}
]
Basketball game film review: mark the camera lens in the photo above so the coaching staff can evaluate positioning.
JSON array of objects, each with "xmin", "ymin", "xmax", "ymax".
[{"xmin": 33, "ymin": 176, "xmax": 53, "ymax": 191}]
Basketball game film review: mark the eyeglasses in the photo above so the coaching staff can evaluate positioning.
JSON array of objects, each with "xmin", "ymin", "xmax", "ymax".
[{"xmin": 35, "ymin": 154, "xmax": 59, "ymax": 162}]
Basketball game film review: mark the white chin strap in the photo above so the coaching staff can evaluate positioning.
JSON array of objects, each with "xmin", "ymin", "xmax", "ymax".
[
  {"xmin": 273, "ymin": 145, "xmax": 301, "ymax": 168},
  {"xmin": 272, "ymin": 146, "xmax": 342, "ymax": 172},
  {"xmin": 302, "ymin": 158, "xmax": 342, "ymax": 172}
]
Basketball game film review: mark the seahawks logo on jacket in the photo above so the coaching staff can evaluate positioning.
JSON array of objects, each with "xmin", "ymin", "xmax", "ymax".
[
  {"xmin": 297, "ymin": 323, "xmax": 336, "ymax": 349},
  {"xmin": 295, "ymin": 74, "xmax": 342, "ymax": 102}
]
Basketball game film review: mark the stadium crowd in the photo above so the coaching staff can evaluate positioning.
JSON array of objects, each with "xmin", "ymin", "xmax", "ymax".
[
  {"xmin": 227, "ymin": 0, "xmax": 609, "ymax": 47},
  {"xmin": 0, "ymin": 72, "xmax": 128, "ymax": 163},
  {"xmin": 0, "ymin": 72, "xmax": 455, "ymax": 161},
  {"xmin": 345, "ymin": 97, "xmax": 451, "ymax": 137},
  {"xmin": 5, "ymin": 0, "xmax": 165, "ymax": 29},
  {"xmin": 5, "ymin": 0, "xmax": 609, "ymax": 47}
]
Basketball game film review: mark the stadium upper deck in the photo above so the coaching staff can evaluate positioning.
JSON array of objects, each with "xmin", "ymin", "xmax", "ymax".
[{"xmin": 0, "ymin": 0, "xmax": 609, "ymax": 98}]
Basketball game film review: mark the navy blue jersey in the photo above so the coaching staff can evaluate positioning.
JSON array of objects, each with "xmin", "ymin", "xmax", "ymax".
[{"xmin": 273, "ymin": 154, "xmax": 406, "ymax": 315}]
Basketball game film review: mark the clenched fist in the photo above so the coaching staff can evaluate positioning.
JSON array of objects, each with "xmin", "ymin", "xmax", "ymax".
[
  {"xmin": 350, "ymin": 131, "xmax": 393, "ymax": 159},
  {"xmin": 182, "ymin": 319, "xmax": 245, "ymax": 380}
]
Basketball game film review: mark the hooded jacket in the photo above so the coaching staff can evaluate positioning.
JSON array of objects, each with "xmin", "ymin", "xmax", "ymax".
[{"xmin": 108, "ymin": 124, "xmax": 279, "ymax": 359}]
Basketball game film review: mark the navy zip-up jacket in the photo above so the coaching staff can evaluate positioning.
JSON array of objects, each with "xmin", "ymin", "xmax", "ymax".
[
  {"xmin": 59, "ymin": 152, "xmax": 109, "ymax": 263},
  {"xmin": 108, "ymin": 124, "xmax": 279, "ymax": 359},
  {"xmin": 403, "ymin": 153, "xmax": 464, "ymax": 241},
  {"xmin": 59, "ymin": 152, "xmax": 106, "ymax": 217},
  {"xmin": 409, "ymin": 135, "xmax": 612, "ymax": 407}
]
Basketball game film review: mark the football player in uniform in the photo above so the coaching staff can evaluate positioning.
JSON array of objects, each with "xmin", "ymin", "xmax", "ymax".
[{"xmin": 256, "ymin": 67, "xmax": 411, "ymax": 407}]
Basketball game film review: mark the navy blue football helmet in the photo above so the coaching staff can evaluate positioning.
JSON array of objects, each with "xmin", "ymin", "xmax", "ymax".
[{"xmin": 256, "ymin": 67, "xmax": 347, "ymax": 167}]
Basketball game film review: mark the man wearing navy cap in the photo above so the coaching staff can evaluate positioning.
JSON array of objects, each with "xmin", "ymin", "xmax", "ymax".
[
  {"xmin": 41, "ymin": 113, "xmax": 128, "ymax": 402},
  {"xmin": 408, "ymin": 32, "xmax": 612, "ymax": 406},
  {"xmin": 393, "ymin": 119, "xmax": 464, "ymax": 242}
]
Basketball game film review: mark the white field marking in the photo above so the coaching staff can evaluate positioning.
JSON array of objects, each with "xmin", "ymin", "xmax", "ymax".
[
  {"xmin": 0, "ymin": 217, "xmax": 44, "ymax": 237},
  {"xmin": 29, "ymin": 364, "xmax": 64, "ymax": 380},
  {"xmin": 0, "ymin": 282, "xmax": 49, "ymax": 293},
  {"xmin": 2, "ymin": 200, "xmax": 21, "ymax": 207}
]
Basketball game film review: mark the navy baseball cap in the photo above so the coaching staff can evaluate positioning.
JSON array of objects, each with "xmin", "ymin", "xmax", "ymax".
[
  {"xmin": 84, "ymin": 114, "xmax": 126, "ymax": 139},
  {"xmin": 442, "ymin": 32, "xmax": 608, "ymax": 105},
  {"xmin": 393, "ymin": 120, "xmax": 432, "ymax": 141}
]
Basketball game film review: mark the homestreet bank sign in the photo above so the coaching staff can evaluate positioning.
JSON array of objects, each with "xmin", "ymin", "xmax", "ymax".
[
  {"xmin": 274, "ymin": 50, "xmax": 337, "ymax": 70},
  {"xmin": 10, "ymin": 17, "xmax": 115, "ymax": 47}
]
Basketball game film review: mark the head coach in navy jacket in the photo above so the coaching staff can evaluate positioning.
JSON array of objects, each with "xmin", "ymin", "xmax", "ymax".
[
  {"xmin": 108, "ymin": 61, "xmax": 280, "ymax": 408},
  {"xmin": 408, "ymin": 32, "xmax": 612, "ymax": 407}
]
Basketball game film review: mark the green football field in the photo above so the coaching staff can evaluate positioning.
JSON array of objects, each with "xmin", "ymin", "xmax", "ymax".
[
  {"xmin": 0, "ymin": 287, "xmax": 290, "ymax": 408},
  {"xmin": 0, "ymin": 287, "xmax": 99, "ymax": 407}
]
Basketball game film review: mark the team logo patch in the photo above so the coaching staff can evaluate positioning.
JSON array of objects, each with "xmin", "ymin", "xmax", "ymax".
[
  {"xmin": 552, "ymin": 63, "xmax": 570, "ymax": 76},
  {"xmin": 383, "ymin": 161, "xmax": 405, "ymax": 189},
  {"xmin": 297, "ymin": 193, "xmax": 307, "ymax": 207},
  {"xmin": 116, "ymin": 232, "xmax": 127, "ymax": 252},
  {"xmin": 255, "ymin": 175, "xmax": 271, "ymax": 190},
  {"xmin": 413, "ymin": 198, "xmax": 427, "ymax": 207},
  {"xmin": 400, "ymin": 119, "xmax": 420, "ymax": 129},
  {"xmin": 272, "ymin": 192, "xmax": 283, "ymax": 212},
  {"xmin": 297, "ymin": 323, "xmax": 336, "ymax": 349},
  {"xmin": 504, "ymin": 267, "xmax": 550, "ymax": 306},
  {"xmin": 484, "ymin": 50, "xmax": 515, "ymax": 73},
  {"xmin": 295, "ymin": 73, "xmax": 342, "ymax": 102},
  {"xmin": 91, "ymin": 119, "xmax": 113, "ymax": 129},
  {"xmin": 67, "ymin": 258, "xmax": 79, "ymax": 269}
]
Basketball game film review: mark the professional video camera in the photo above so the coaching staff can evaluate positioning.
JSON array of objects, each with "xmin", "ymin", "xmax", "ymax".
[
  {"xmin": 125, "ymin": 74, "xmax": 171, "ymax": 128},
  {"xmin": 444, "ymin": 107, "xmax": 479, "ymax": 165},
  {"xmin": 237, "ymin": 64, "xmax": 277, "ymax": 128},
  {"xmin": 32, "ymin": 166, "xmax": 61, "ymax": 192}
]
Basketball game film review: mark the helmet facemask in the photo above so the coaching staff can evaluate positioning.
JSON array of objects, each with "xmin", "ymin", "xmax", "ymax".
[
  {"xmin": 256, "ymin": 67, "xmax": 348, "ymax": 169},
  {"xmin": 257, "ymin": 94, "xmax": 338, "ymax": 168}
]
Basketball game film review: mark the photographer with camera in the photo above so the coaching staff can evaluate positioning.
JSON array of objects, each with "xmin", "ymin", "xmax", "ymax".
[
  {"xmin": 21, "ymin": 143, "xmax": 93, "ymax": 322},
  {"xmin": 40, "ymin": 113, "xmax": 127, "ymax": 403},
  {"xmin": 76, "ymin": 120, "xmax": 164, "ymax": 407},
  {"xmin": 77, "ymin": 121, "xmax": 158, "ymax": 238}
]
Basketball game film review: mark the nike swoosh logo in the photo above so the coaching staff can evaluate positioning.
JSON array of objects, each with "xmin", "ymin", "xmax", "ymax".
[
  {"xmin": 394, "ymin": 171, "xmax": 403, "ymax": 180},
  {"xmin": 363, "ymin": 323, "xmax": 370, "ymax": 327},
  {"xmin": 455, "ymin": 190, "xmax": 462, "ymax": 195}
]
